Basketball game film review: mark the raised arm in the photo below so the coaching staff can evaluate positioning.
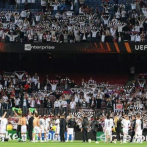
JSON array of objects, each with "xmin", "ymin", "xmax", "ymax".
[
  {"xmin": 13, "ymin": 110, "xmax": 19, "ymax": 117},
  {"xmin": 2, "ymin": 112, "xmax": 7, "ymax": 118},
  {"xmin": 15, "ymin": 72, "xmax": 19, "ymax": 77},
  {"xmin": 138, "ymin": 80, "xmax": 141, "ymax": 85}
]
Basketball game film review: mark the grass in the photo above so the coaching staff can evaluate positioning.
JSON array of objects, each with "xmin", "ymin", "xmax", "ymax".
[{"xmin": 0, "ymin": 140, "xmax": 147, "ymax": 147}]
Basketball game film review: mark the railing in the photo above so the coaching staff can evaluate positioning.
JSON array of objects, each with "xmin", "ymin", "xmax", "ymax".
[{"xmin": 0, "ymin": 108, "xmax": 104, "ymax": 117}]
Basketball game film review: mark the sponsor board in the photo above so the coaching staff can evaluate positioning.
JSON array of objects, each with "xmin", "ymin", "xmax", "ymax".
[
  {"xmin": 6, "ymin": 131, "xmax": 73, "ymax": 140},
  {"xmin": 135, "ymin": 45, "xmax": 147, "ymax": 51},
  {"xmin": 24, "ymin": 44, "xmax": 55, "ymax": 51},
  {"xmin": 97, "ymin": 132, "xmax": 147, "ymax": 141},
  {"xmin": 1, "ymin": 42, "xmax": 147, "ymax": 53},
  {"xmin": 4, "ymin": 131, "xmax": 147, "ymax": 141}
]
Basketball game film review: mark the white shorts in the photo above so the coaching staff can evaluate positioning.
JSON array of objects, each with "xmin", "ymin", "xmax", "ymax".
[
  {"xmin": 105, "ymin": 129, "xmax": 112, "ymax": 135},
  {"xmin": 33, "ymin": 126, "xmax": 41, "ymax": 134},
  {"xmin": 45, "ymin": 126, "xmax": 49, "ymax": 132},
  {"xmin": 123, "ymin": 128, "xmax": 128, "ymax": 135},
  {"xmin": 135, "ymin": 129, "xmax": 142, "ymax": 136},
  {"xmin": 40, "ymin": 126, "xmax": 45, "ymax": 133},
  {"xmin": 21, "ymin": 125, "xmax": 27, "ymax": 133},
  {"xmin": 67, "ymin": 128, "xmax": 74, "ymax": 135},
  {"xmin": 0, "ymin": 126, "xmax": 6, "ymax": 134},
  {"xmin": 55, "ymin": 127, "xmax": 60, "ymax": 134}
]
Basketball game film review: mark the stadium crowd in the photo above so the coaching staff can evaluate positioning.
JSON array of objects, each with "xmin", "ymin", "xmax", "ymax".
[
  {"xmin": 0, "ymin": 0, "xmax": 147, "ymax": 42},
  {"xmin": 0, "ymin": 71, "xmax": 147, "ymax": 118}
]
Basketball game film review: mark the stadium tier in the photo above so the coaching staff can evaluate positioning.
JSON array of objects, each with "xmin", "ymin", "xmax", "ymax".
[{"xmin": 0, "ymin": 0, "xmax": 147, "ymax": 43}]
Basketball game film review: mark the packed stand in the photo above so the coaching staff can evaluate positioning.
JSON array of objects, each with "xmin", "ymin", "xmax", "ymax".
[
  {"xmin": 0, "ymin": 0, "xmax": 147, "ymax": 42},
  {"xmin": 0, "ymin": 71, "xmax": 147, "ymax": 118}
]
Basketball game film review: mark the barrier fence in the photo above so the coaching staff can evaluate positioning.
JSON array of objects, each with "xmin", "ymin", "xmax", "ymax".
[{"xmin": 0, "ymin": 108, "xmax": 100, "ymax": 117}]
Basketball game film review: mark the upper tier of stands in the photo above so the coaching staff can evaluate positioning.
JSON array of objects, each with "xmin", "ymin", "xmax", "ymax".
[
  {"xmin": 0, "ymin": 0, "xmax": 147, "ymax": 43},
  {"xmin": 0, "ymin": 0, "xmax": 141, "ymax": 13}
]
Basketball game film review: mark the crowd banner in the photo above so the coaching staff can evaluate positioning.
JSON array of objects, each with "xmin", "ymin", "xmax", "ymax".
[
  {"xmin": 113, "ymin": 104, "xmax": 124, "ymax": 112},
  {"xmin": 0, "ymin": 42, "xmax": 147, "ymax": 53}
]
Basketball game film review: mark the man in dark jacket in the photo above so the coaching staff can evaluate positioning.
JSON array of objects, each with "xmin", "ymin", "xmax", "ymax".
[
  {"xmin": 91, "ymin": 117, "xmax": 99, "ymax": 143},
  {"xmin": 60, "ymin": 115, "xmax": 66, "ymax": 142},
  {"xmin": 28, "ymin": 111, "xmax": 34, "ymax": 141},
  {"xmin": 81, "ymin": 115, "xmax": 89, "ymax": 143},
  {"xmin": 130, "ymin": 115, "xmax": 136, "ymax": 143}
]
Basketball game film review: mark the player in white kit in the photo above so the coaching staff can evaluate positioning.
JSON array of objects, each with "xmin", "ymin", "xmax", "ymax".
[
  {"xmin": 33, "ymin": 113, "xmax": 41, "ymax": 142},
  {"xmin": 135, "ymin": 114, "xmax": 143, "ymax": 143},
  {"xmin": 45, "ymin": 116, "xmax": 50, "ymax": 142},
  {"xmin": 121, "ymin": 115, "xmax": 130, "ymax": 143},
  {"xmin": 21, "ymin": 114, "xmax": 27, "ymax": 142},
  {"xmin": 0, "ymin": 112, "xmax": 7, "ymax": 142},
  {"xmin": 39, "ymin": 115, "xmax": 46, "ymax": 142},
  {"xmin": 54, "ymin": 116, "xmax": 60, "ymax": 141},
  {"xmin": 104, "ymin": 115, "xmax": 113, "ymax": 143}
]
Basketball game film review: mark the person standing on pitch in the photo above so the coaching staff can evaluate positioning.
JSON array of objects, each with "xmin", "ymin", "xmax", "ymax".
[
  {"xmin": 54, "ymin": 116, "xmax": 60, "ymax": 141},
  {"xmin": 66, "ymin": 115, "xmax": 76, "ymax": 142},
  {"xmin": 104, "ymin": 115, "xmax": 113, "ymax": 143},
  {"xmin": 45, "ymin": 115, "xmax": 51, "ymax": 142},
  {"xmin": 121, "ymin": 115, "xmax": 130, "ymax": 143},
  {"xmin": 90, "ymin": 117, "xmax": 99, "ymax": 143},
  {"xmin": 39, "ymin": 115, "xmax": 47, "ymax": 142},
  {"xmin": 60, "ymin": 115, "xmax": 66, "ymax": 142},
  {"xmin": 135, "ymin": 114, "xmax": 143, "ymax": 143},
  {"xmin": 0, "ymin": 112, "xmax": 7, "ymax": 142},
  {"xmin": 33, "ymin": 113, "xmax": 41, "ymax": 142},
  {"xmin": 130, "ymin": 115, "xmax": 136, "ymax": 143},
  {"xmin": 28, "ymin": 109, "xmax": 34, "ymax": 142},
  {"xmin": 13, "ymin": 109, "xmax": 22, "ymax": 141},
  {"xmin": 113, "ymin": 115, "xmax": 122, "ymax": 144},
  {"xmin": 21, "ymin": 114, "xmax": 27, "ymax": 142},
  {"xmin": 81, "ymin": 115, "xmax": 89, "ymax": 143}
]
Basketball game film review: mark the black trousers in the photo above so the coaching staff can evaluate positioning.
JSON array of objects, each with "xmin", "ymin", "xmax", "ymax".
[
  {"xmin": 115, "ymin": 127, "xmax": 121, "ymax": 141},
  {"xmin": 17, "ymin": 125, "xmax": 21, "ymax": 138},
  {"xmin": 91, "ymin": 130, "xmax": 97, "ymax": 141},
  {"xmin": 82, "ymin": 128, "xmax": 88, "ymax": 142},
  {"xmin": 60, "ymin": 130, "xmax": 65, "ymax": 142},
  {"xmin": 130, "ymin": 130, "xmax": 135, "ymax": 142},
  {"xmin": 28, "ymin": 126, "xmax": 33, "ymax": 141}
]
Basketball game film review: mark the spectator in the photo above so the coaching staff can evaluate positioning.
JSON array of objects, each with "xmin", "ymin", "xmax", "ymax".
[
  {"xmin": 70, "ymin": 99, "xmax": 76, "ymax": 113},
  {"xmin": 54, "ymin": 99, "xmax": 60, "ymax": 115},
  {"xmin": 47, "ymin": 99, "xmax": 53, "ymax": 115}
]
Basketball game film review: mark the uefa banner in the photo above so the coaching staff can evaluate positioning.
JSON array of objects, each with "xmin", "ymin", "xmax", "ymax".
[
  {"xmin": 96, "ymin": 132, "xmax": 147, "ymax": 142},
  {"xmin": 0, "ymin": 42, "xmax": 147, "ymax": 53}
]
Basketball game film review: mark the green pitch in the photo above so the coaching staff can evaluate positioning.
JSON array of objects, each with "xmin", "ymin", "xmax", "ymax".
[{"xmin": 0, "ymin": 141, "xmax": 147, "ymax": 147}]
